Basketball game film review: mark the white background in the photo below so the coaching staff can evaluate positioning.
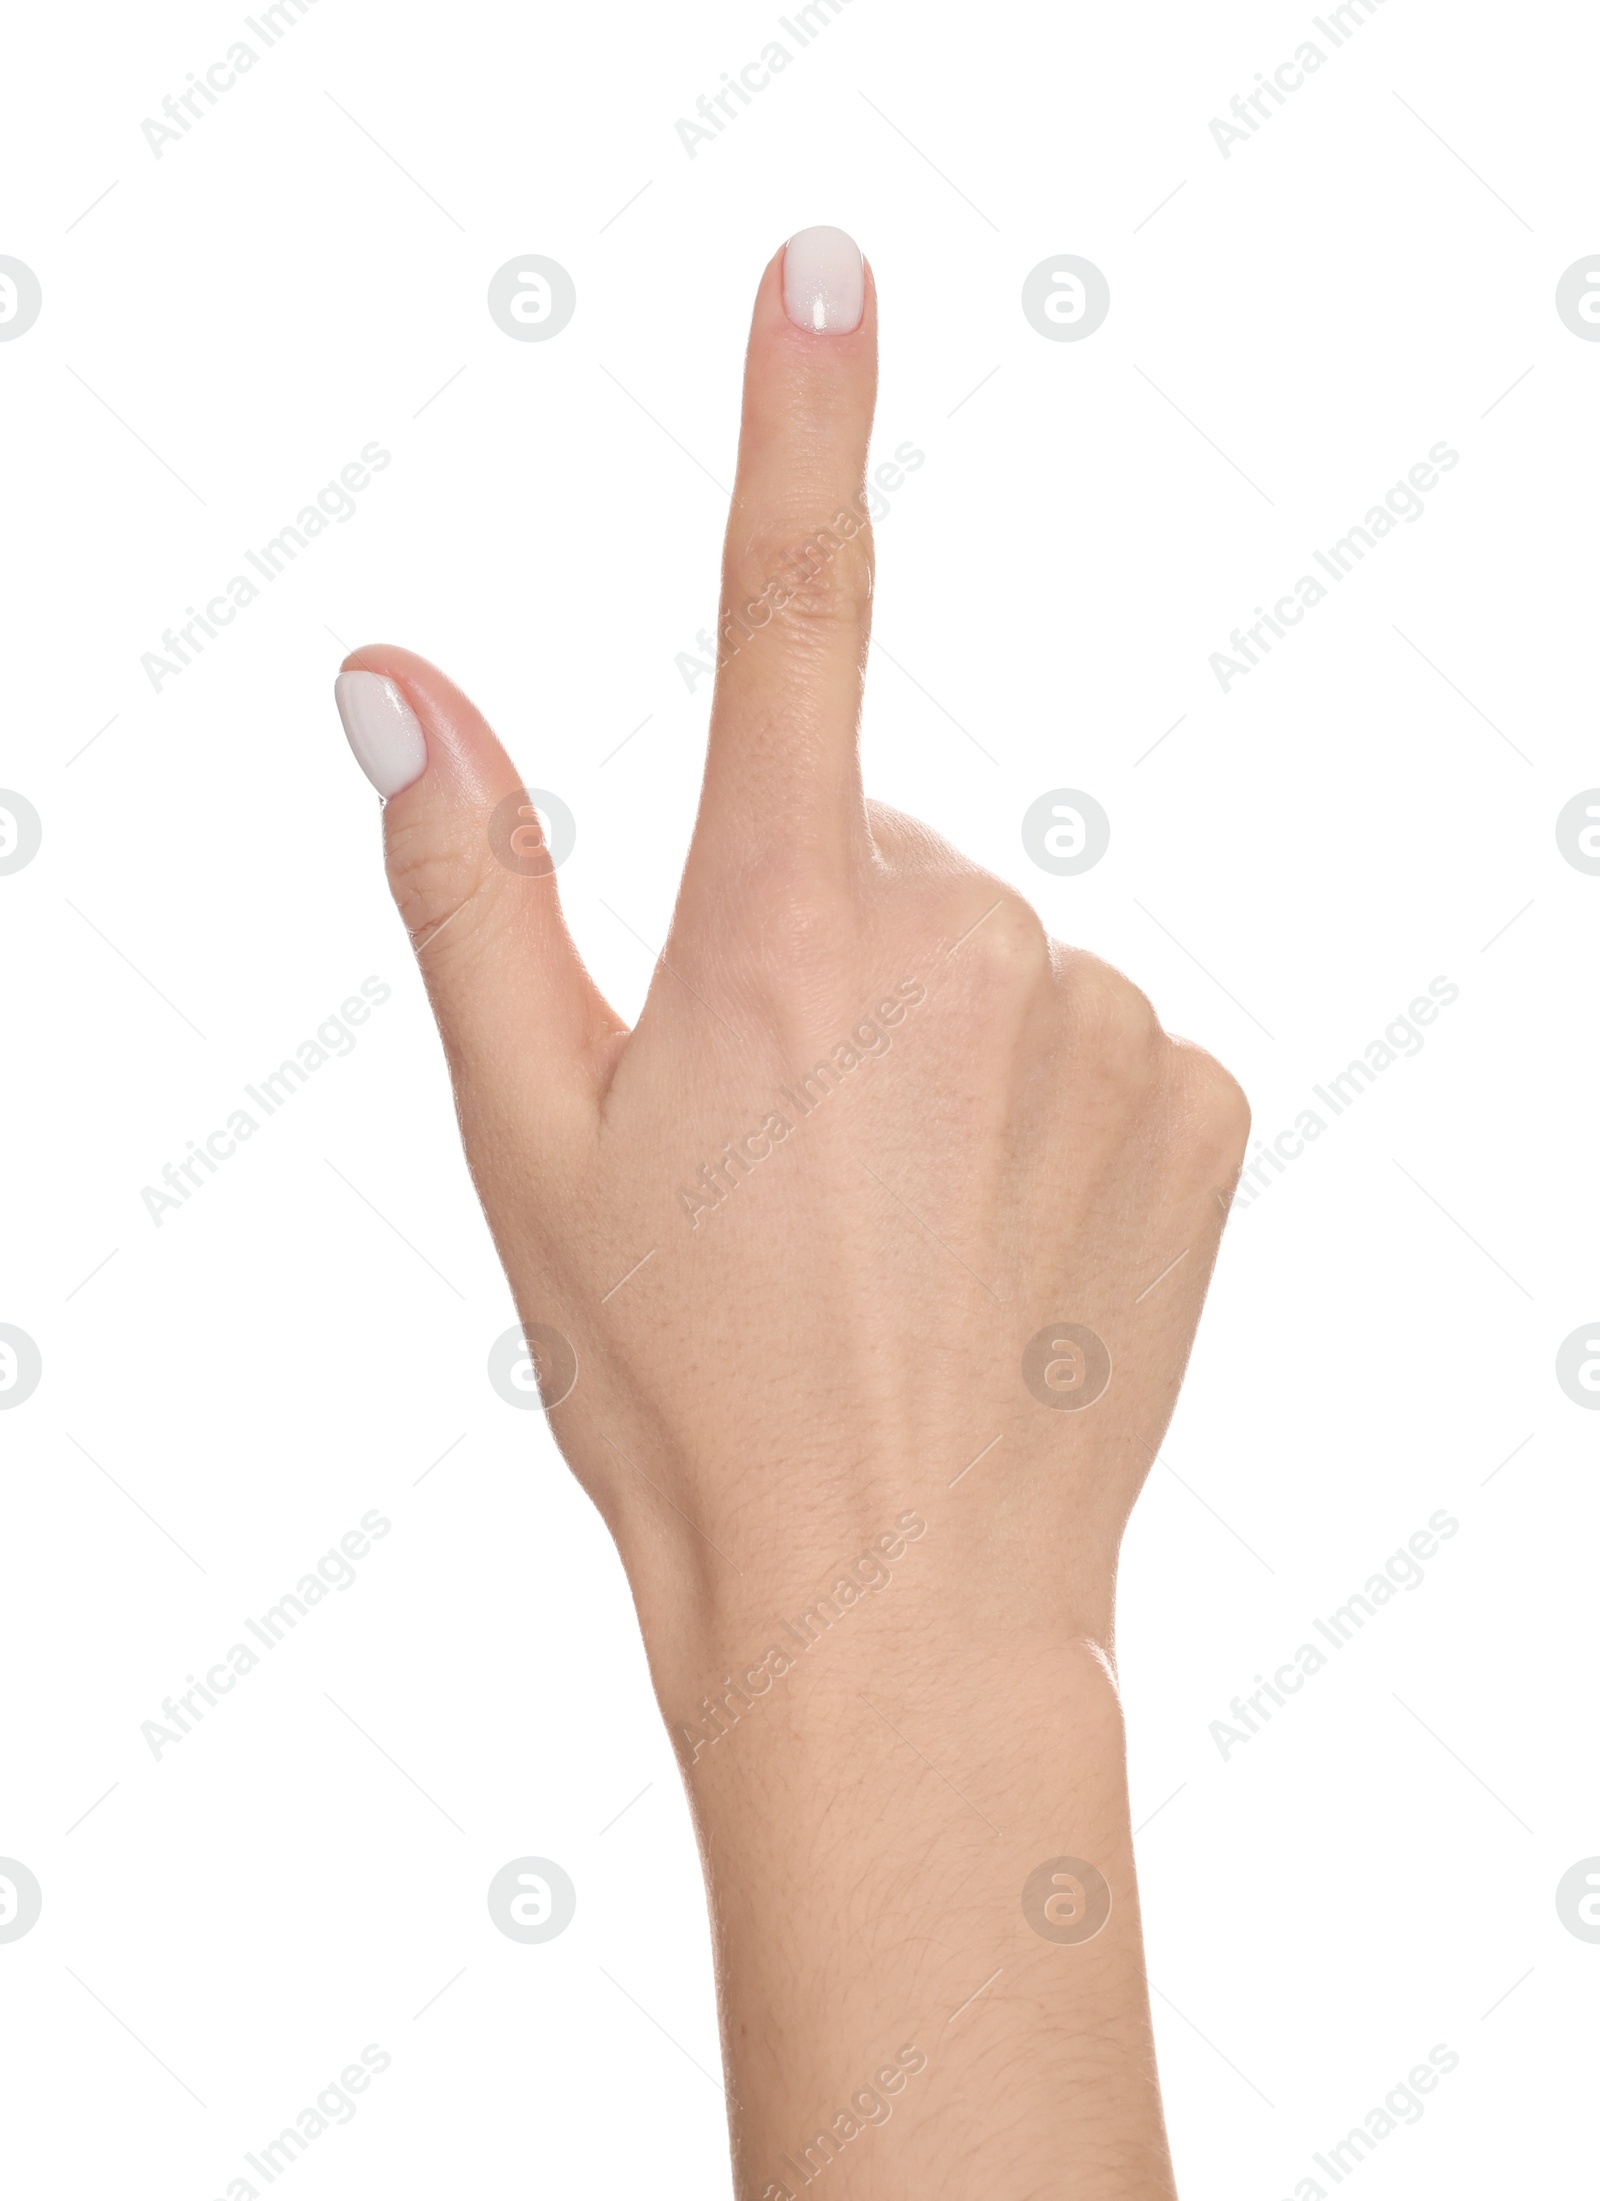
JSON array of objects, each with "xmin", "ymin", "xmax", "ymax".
[{"xmin": 1, "ymin": 1, "xmax": 1595, "ymax": 2194}]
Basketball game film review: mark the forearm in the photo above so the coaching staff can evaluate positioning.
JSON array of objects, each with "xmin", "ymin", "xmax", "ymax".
[{"xmin": 649, "ymin": 1577, "xmax": 1176, "ymax": 2200}]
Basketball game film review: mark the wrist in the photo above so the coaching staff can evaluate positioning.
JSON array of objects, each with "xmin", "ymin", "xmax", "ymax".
[
  {"xmin": 666, "ymin": 1608, "xmax": 1128, "ymax": 1809},
  {"xmin": 626, "ymin": 1489, "xmax": 1123, "ymax": 1733}
]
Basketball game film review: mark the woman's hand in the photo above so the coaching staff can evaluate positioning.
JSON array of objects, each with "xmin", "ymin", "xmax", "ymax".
[{"xmin": 335, "ymin": 225, "xmax": 1248, "ymax": 2200}]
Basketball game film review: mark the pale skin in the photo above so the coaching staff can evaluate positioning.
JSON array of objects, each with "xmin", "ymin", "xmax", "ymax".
[{"xmin": 338, "ymin": 240, "xmax": 1250, "ymax": 2197}]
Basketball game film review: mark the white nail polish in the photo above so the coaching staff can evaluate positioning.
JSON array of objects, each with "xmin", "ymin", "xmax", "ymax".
[
  {"xmin": 335, "ymin": 671, "xmax": 427, "ymax": 798},
  {"xmin": 782, "ymin": 225, "xmax": 864, "ymax": 334}
]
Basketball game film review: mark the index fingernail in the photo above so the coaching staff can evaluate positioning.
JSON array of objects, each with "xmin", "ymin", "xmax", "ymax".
[{"xmin": 782, "ymin": 225, "xmax": 864, "ymax": 334}]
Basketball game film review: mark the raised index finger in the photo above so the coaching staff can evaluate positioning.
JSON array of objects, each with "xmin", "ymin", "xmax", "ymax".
[{"xmin": 686, "ymin": 228, "xmax": 879, "ymax": 886}]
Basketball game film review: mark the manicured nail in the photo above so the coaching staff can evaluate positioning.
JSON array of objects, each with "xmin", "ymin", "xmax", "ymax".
[
  {"xmin": 782, "ymin": 225, "xmax": 864, "ymax": 334},
  {"xmin": 335, "ymin": 671, "xmax": 427, "ymax": 798}
]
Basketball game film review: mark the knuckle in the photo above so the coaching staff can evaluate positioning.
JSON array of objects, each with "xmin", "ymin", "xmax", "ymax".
[
  {"xmin": 863, "ymin": 800, "xmax": 946, "ymax": 870},
  {"xmin": 724, "ymin": 516, "xmax": 874, "ymax": 641},
  {"xmin": 950, "ymin": 892, "xmax": 1052, "ymax": 994},
  {"xmin": 1064, "ymin": 951, "xmax": 1163, "ymax": 1074},
  {"xmin": 1171, "ymin": 1041, "xmax": 1253, "ymax": 1158},
  {"xmin": 755, "ymin": 885, "xmax": 835, "ymax": 963},
  {"xmin": 384, "ymin": 813, "xmax": 500, "ymax": 954},
  {"xmin": 744, "ymin": 879, "xmax": 855, "ymax": 991}
]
